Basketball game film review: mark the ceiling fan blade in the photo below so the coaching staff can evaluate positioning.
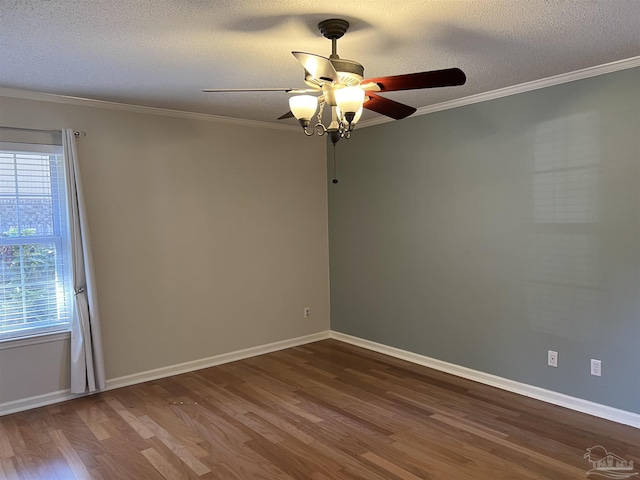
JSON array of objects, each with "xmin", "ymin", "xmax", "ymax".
[
  {"xmin": 363, "ymin": 68, "xmax": 466, "ymax": 92},
  {"xmin": 292, "ymin": 52, "xmax": 339, "ymax": 83},
  {"xmin": 277, "ymin": 111, "xmax": 295, "ymax": 120},
  {"xmin": 364, "ymin": 92, "xmax": 417, "ymax": 120},
  {"xmin": 202, "ymin": 87, "xmax": 318, "ymax": 93}
]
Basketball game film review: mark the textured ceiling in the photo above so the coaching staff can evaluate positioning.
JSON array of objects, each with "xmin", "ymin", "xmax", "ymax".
[{"xmin": 1, "ymin": 1, "xmax": 639, "ymax": 126}]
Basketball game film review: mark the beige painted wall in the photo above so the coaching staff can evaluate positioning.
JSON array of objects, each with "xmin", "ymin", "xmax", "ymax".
[{"xmin": 0, "ymin": 95, "xmax": 330, "ymax": 404}]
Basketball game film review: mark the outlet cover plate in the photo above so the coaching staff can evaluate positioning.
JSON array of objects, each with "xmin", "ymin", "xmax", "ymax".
[{"xmin": 548, "ymin": 350, "xmax": 558, "ymax": 367}]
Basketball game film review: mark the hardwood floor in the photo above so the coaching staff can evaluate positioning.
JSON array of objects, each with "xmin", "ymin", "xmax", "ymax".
[{"xmin": 1, "ymin": 339, "xmax": 638, "ymax": 479}]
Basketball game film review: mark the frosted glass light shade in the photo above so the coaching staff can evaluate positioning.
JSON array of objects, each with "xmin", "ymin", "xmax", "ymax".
[
  {"xmin": 337, "ymin": 105, "xmax": 363, "ymax": 124},
  {"xmin": 289, "ymin": 95, "xmax": 318, "ymax": 120},
  {"xmin": 334, "ymin": 87, "xmax": 365, "ymax": 114}
]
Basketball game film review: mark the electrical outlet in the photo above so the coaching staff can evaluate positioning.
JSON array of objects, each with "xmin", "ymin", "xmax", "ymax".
[
  {"xmin": 304, "ymin": 307, "xmax": 310, "ymax": 318},
  {"xmin": 591, "ymin": 359, "xmax": 602, "ymax": 376},
  {"xmin": 548, "ymin": 350, "xmax": 558, "ymax": 367}
]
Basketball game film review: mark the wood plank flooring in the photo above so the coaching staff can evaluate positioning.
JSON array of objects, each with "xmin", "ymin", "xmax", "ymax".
[{"xmin": 1, "ymin": 339, "xmax": 638, "ymax": 479}]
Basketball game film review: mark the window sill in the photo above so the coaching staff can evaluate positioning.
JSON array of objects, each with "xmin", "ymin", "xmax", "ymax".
[{"xmin": 0, "ymin": 331, "xmax": 71, "ymax": 350}]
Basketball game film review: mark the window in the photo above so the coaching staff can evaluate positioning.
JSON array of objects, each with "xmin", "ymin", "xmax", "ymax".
[{"xmin": 0, "ymin": 142, "xmax": 72, "ymax": 341}]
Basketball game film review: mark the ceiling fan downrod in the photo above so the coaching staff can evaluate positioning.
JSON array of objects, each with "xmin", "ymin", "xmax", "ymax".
[{"xmin": 318, "ymin": 18, "xmax": 349, "ymax": 59}]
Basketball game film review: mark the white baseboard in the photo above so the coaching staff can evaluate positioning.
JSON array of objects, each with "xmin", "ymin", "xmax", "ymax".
[
  {"xmin": 0, "ymin": 330, "xmax": 331, "ymax": 416},
  {"xmin": 0, "ymin": 389, "xmax": 79, "ymax": 417},
  {"xmin": 3, "ymin": 329, "xmax": 638, "ymax": 429},
  {"xmin": 330, "ymin": 331, "xmax": 640, "ymax": 429},
  {"xmin": 105, "ymin": 331, "xmax": 331, "ymax": 391}
]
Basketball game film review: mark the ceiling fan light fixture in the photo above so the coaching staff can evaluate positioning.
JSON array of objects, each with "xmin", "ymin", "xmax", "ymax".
[
  {"xmin": 289, "ymin": 95, "xmax": 319, "ymax": 133},
  {"xmin": 289, "ymin": 95, "xmax": 318, "ymax": 121},
  {"xmin": 334, "ymin": 86, "xmax": 365, "ymax": 117}
]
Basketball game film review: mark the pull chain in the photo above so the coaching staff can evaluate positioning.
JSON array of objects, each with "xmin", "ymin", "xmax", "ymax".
[{"xmin": 332, "ymin": 142, "xmax": 338, "ymax": 184}]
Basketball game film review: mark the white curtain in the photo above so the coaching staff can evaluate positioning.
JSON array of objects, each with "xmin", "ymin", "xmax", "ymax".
[{"xmin": 63, "ymin": 129, "xmax": 106, "ymax": 394}]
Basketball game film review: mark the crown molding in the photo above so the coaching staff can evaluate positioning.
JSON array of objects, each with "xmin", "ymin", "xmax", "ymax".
[
  {"xmin": 0, "ymin": 87, "xmax": 300, "ymax": 133},
  {"xmin": 2, "ymin": 57, "xmax": 638, "ymax": 133},
  {"xmin": 358, "ymin": 56, "xmax": 640, "ymax": 129}
]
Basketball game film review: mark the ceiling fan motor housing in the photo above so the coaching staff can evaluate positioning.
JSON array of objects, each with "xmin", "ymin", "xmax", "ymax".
[
  {"xmin": 303, "ymin": 57, "xmax": 364, "ymax": 90},
  {"xmin": 331, "ymin": 58, "xmax": 364, "ymax": 85}
]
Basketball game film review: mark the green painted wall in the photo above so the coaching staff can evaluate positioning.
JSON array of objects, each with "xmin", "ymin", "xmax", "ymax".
[{"xmin": 328, "ymin": 68, "xmax": 640, "ymax": 413}]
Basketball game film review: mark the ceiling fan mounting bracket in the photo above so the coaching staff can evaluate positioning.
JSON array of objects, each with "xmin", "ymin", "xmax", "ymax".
[{"xmin": 318, "ymin": 19, "xmax": 349, "ymax": 40}]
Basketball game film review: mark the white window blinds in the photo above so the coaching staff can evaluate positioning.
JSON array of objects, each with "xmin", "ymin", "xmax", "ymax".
[{"xmin": 0, "ymin": 141, "xmax": 72, "ymax": 340}]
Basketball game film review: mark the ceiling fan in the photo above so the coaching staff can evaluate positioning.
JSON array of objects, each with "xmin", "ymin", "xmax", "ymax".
[{"xmin": 203, "ymin": 18, "xmax": 466, "ymax": 144}]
